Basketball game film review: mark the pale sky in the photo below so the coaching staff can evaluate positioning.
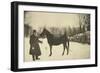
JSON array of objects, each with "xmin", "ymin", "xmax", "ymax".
[{"xmin": 24, "ymin": 11, "xmax": 80, "ymax": 30}]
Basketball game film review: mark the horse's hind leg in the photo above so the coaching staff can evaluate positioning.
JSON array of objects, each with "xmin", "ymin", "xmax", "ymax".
[
  {"xmin": 49, "ymin": 45, "xmax": 52, "ymax": 56},
  {"xmin": 65, "ymin": 44, "xmax": 69, "ymax": 55},
  {"xmin": 62, "ymin": 44, "xmax": 66, "ymax": 56}
]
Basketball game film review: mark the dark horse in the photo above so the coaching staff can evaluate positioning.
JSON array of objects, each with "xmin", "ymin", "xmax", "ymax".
[{"xmin": 40, "ymin": 28, "xmax": 70, "ymax": 56}]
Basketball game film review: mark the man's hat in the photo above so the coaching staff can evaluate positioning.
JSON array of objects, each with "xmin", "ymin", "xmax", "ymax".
[{"xmin": 33, "ymin": 30, "xmax": 36, "ymax": 33}]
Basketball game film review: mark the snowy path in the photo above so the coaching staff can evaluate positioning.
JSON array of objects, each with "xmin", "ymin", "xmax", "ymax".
[{"xmin": 24, "ymin": 38, "xmax": 90, "ymax": 62}]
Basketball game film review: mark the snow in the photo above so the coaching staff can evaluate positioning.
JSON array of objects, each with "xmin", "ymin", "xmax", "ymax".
[{"xmin": 24, "ymin": 37, "xmax": 90, "ymax": 62}]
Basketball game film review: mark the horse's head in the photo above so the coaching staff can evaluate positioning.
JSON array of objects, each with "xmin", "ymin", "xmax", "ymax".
[{"xmin": 40, "ymin": 28, "xmax": 48, "ymax": 38}]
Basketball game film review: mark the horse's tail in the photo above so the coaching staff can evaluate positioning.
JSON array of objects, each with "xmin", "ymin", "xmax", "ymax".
[
  {"xmin": 64, "ymin": 29, "xmax": 70, "ymax": 49},
  {"xmin": 64, "ymin": 29, "xmax": 70, "ymax": 55}
]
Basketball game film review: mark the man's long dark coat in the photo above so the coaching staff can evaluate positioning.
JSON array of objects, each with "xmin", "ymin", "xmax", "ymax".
[{"xmin": 29, "ymin": 34, "xmax": 41, "ymax": 56}]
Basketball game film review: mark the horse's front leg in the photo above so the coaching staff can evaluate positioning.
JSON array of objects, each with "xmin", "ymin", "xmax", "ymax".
[{"xmin": 49, "ymin": 45, "xmax": 52, "ymax": 56}]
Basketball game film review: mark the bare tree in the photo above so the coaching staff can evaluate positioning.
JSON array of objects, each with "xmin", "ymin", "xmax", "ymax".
[
  {"xmin": 24, "ymin": 24, "xmax": 32, "ymax": 37},
  {"xmin": 78, "ymin": 14, "xmax": 90, "ymax": 33}
]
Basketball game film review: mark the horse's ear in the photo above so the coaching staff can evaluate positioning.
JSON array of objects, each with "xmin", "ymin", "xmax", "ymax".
[
  {"xmin": 41, "ymin": 27, "xmax": 45, "ymax": 33},
  {"xmin": 43, "ymin": 26, "xmax": 46, "ymax": 30}
]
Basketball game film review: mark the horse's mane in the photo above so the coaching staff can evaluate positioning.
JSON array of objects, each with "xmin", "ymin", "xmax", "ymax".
[
  {"xmin": 44, "ymin": 28, "xmax": 67, "ymax": 38},
  {"xmin": 43, "ymin": 28, "xmax": 54, "ymax": 37}
]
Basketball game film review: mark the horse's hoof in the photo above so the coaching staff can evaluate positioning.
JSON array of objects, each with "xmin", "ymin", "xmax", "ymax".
[
  {"xmin": 67, "ymin": 53, "xmax": 69, "ymax": 55},
  {"xmin": 33, "ymin": 59, "xmax": 35, "ymax": 61},
  {"xmin": 62, "ymin": 53, "xmax": 64, "ymax": 56},
  {"xmin": 49, "ymin": 54, "xmax": 51, "ymax": 56}
]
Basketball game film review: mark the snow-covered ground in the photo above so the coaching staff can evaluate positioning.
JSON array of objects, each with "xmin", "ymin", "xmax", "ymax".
[{"xmin": 24, "ymin": 37, "xmax": 90, "ymax": 62}]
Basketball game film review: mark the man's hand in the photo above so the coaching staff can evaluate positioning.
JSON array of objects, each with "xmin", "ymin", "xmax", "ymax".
[
  {"xmin": 40, "ymin": 41, "xmax": 43, "ymax": 43},
  {"xmin": 38, "ymin": 40, "xmax": 43, "ymax": 43}
]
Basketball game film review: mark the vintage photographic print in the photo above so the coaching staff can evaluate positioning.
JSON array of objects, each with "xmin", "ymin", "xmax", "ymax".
[
  {"xmin": 24, "ymin": 11, "xmax": 90, "ymax": 62},
  {"xmin": 11, "ymin": 1, "xmax": 97, "ymax": 71}
]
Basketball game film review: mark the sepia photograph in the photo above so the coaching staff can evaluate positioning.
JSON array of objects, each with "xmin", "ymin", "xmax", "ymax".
[
  {"xmin": 24, "ymin": 11, "xmax": 90, "ymax": 62},
  {"xmin": 11, "ymin": 1, "xmax": 97, "ymax": 71}
]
